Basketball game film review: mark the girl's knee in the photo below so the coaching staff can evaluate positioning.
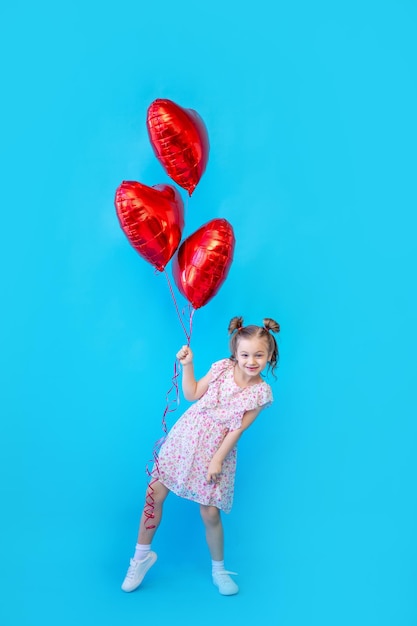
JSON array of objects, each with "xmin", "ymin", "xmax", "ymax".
[
  {"xmin": 145, "ymin": 481, "xmax": 169, "ymax": 506},
  {"xmin": 200, "ymin": 504, "xmax": 221, "ymax": 526}
]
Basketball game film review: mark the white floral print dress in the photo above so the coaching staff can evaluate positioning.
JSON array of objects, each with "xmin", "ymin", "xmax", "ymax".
[{"xmin": 153, "ymin": 358, "xmax": 273, "ymax": 513}]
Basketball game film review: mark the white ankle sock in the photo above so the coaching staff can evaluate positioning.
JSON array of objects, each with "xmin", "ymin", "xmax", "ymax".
[
  {"xmin": 134, "ymin": 543, "xmax": 151, "ymax": 561},
  {"xmin": 212, "ymin": 559, "xmax": 225, "ymax": 573}
]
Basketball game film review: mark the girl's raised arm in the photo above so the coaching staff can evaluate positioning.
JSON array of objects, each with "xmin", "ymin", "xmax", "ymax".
[{"xmin": 176, "ymin": 345, "xmax": 211, "ymax": 402}]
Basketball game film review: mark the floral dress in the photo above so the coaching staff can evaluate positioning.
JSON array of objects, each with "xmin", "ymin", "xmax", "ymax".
[{"xmin": 153, "ymin": 358, "xmax": 273, "ymax": 513}]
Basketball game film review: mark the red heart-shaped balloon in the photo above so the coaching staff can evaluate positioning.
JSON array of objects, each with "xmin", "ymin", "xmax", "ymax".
[
  {"xmin": 172, "ymin": 218, "xmax": 235, "ymax": 309},
  {"xmin": 115, "ymin": 181, "xmax": 184, "ymax": 271},
  {"xmin": 146, "ymin": 99, "xmax": 209, "ymax": 196}
]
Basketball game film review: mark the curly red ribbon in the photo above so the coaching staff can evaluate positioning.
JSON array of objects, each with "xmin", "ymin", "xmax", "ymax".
[{"xmin": 143, "ymin": 271, "xmax": 194, "ymax": 529}]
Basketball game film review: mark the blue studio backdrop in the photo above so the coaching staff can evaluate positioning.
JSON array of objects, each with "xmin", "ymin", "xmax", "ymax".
[{"xmin": 1, "ymin": 1, "xmax": 416, "ymax": 625}]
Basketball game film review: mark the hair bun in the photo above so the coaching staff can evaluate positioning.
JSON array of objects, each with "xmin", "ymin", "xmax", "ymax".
[
  {"xmin": 228, "ymin": 316, "xmax": 244, "ymax": 335},
  {"xmin": 263, "ymin": 318, "xmax": 280, "ymax": 334}
]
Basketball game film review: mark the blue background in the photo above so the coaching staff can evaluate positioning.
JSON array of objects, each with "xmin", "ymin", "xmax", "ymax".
[{"xmin": 1, "ymin": 1, "xmax": 416, "ymax": 625}]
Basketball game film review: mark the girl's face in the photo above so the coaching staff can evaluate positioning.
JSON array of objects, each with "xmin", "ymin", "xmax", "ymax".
[{"xmin": 234, "ymin": 336, "xmax": 271, "ymax": 381}]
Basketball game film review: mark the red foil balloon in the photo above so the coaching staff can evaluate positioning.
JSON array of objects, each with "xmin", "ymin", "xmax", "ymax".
[
  {"xmin": 115, "ymin": 181, "xmax": 184, "ymax": 271},
  {"xmin": 172, "ymin": 218, "xmax": 235, "ymax": 309},
  {"xmin": 146, "ymin": 99, "xmax": 209, "ymax": 196}
]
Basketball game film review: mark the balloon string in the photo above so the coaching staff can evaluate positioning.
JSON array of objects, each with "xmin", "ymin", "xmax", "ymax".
[
  {"xmin": 144, "ymin": 357, "xmax": 180, "ymax": 529},
  {"xmin": 163, "ymin": 269, "xmax": 195, "ymax": 345},
  {"xmin": 143, "ymin": 270, "xmax": 196, "ymax": 528}
]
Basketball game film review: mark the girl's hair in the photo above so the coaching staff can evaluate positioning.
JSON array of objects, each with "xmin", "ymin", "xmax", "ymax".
[{"xmin": 228, "ymin": 316, "xmax": 280, "ymax": 377}]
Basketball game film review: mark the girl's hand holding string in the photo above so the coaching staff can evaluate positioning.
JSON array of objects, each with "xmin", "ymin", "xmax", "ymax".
[
  {"xmin": 176, "ymin": 345, "xmax": 193, "ymax": 366},
  {"xmin": 177, "ymin": 345, "xmax": 211, "ymax": 402}
]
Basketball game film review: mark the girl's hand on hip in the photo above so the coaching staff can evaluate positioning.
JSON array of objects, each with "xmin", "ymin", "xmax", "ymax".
[
  {"xmin": 207, "ymin": 458, "xmax": 223, "ymax": 483},
  {"xmin": 176, "ymin": 345, "xmax": 193, "ymax": 365}
]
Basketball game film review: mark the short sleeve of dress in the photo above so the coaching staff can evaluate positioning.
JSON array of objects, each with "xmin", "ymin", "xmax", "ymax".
[
  {"xmin": 209, "ymin": 358, "xmax": 232, "ymax": 383},
  {"xmin": 257, "ymin": 382, "xmax": 273, "ymax": 408}
]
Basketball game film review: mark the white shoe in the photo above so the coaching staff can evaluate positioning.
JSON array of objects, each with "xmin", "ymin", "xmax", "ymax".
[
  {"xmin": 212, "ymin": 570, "xmax": 239, "ymax": 595},
  {"xmin": 121, "ymin": 552, "xmax": 157, "ymax": 592}
]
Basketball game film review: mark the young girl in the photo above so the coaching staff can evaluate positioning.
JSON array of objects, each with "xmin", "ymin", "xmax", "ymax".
[{"xmin": 121, "ymin": 315, "xmax": 280, "ymax": 595}]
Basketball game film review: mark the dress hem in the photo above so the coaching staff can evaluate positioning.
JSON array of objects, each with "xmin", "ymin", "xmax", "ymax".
[{"xmin": 158, "ymin": 477, "xmax": 232, "ymax": 514}]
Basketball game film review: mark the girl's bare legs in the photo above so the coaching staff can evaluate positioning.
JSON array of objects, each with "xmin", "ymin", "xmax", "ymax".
[{"xmin": 200, "ymin": 504, "xmax": 224, "ymax": 561}]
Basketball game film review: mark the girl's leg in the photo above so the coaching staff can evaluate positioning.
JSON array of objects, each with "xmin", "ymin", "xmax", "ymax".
[
  {"xmin": 199, "ymin": 504, "xmax": 224, "ymax": 560},
  {"xmin": 199, "ymin": 504, "xmax": 239, "ymax": 596},
  {"xmin": 122, "ymin": 480, "xmax": 169, "ymax": 592},
  {"xmin": 137, "ymin": 480, "xmax": 170, "ymax": 544}
]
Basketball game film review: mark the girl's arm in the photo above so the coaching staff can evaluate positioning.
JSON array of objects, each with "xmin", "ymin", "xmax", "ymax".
[
  {"xmin": 177, "ymin": 345, "xmax": 211, "ymax": 402},
  {"xmin": 206, "ymin": 407, "xmax": 262, "ymax": 482}
]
